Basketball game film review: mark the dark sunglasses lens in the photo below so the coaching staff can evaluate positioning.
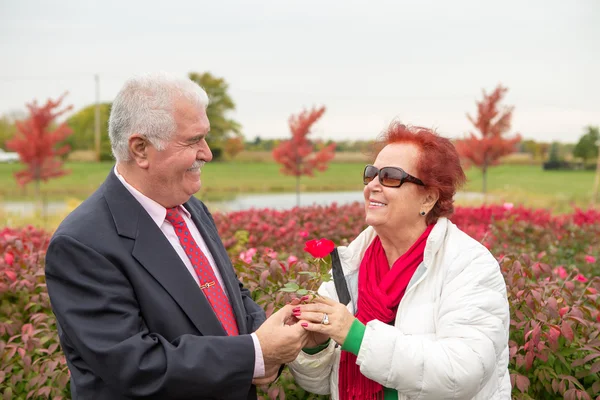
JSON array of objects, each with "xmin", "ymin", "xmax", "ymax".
[
  {"xmin": 380, "ymin": 168, "xmax": 403, "ymax": 187},
  {"xmin": 363, "ymin": 166, "xmax": 378, "ymax": 185}
]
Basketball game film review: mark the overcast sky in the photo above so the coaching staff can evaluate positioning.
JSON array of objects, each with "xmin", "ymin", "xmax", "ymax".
[{"xmin": 0, "ymin": 0, "xmax": 598, "ymax": 143}]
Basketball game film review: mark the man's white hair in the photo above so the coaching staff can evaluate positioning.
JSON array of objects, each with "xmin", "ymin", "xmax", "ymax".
[{"xmin": 108, "ymin": 72, "xmax": 209, "ymax": 162}]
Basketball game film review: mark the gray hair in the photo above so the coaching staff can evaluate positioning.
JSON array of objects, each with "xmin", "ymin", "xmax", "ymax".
[{"xmin": 108, "ymin": 72, "xmax": 209, "ymax": 162}]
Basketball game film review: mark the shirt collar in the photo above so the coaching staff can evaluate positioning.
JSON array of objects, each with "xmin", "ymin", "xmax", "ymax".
[{"xmin": 113, "ymin": 165, "xmax": 191, "ymax": 227}]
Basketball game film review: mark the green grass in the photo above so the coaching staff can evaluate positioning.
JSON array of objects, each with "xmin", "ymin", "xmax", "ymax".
[
  {"xmin": 0, "ymin": 162, "xmax": 596, "ymax": 212},
  {"xmin": 0, "ymin": 162, "xmax": 365, "ymax": 201},
  {"xmin": 462, "ymin": 164, "xmax": 596, "ymax": 210}
]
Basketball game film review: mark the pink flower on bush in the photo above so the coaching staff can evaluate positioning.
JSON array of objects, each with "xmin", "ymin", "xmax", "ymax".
[
  {"xmin": 299, "ymin": 230, "xmax": 309, "ymax": 238},
  {"xmin": 503, "ymin": 202, "xmax": 514, "ymax": 210},
  {"xmin": 553, "ymin": 266, "xmax": 568, "ymax": 279},
  {"xmin": 239, "ymin": 248, "xmax": 257, "ymax": 263},
  {"xmin": 287, "ymin": 255, "xmax": 298, "ymax": 266},
  {"xmin": 4, "ymin": 252, "xmax": 14, "ymax": 266},
  {"xmin": 585, "ymin": 255, "xmax": 596, "ymax": 264},
  {"xmin": 304, "ymin": 238, "xmax": 335, "ymax": 258},
  {"xmin": 575, "ymin": 273, "xmax": 588, "ymax": 283},
  {"xmin": 264, "ymin": 248, "xmax": 278, "ymax": 259}
]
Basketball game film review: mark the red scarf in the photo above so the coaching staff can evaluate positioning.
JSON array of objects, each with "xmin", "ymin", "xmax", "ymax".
[{"xmin": 339, "ymin": 224, "xmax": 434, "ymax": 400}]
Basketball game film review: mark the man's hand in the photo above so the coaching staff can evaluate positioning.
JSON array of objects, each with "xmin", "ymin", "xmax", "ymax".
[
  {"xmin": 289, "ymin": 296, "xmax": 329, "ymax": 348},
  {"xmin": 255, "ymin": 305, "xmax": 308, "ymax": 365},
  {"xmin": 251, "ymin": 363, "xmax": 280, "ymax": 386}
]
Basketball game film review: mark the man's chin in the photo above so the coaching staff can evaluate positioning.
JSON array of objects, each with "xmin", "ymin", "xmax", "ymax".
[{"xmin": 185, "ymin": 182, "xmax": 202, "ymax": 197}]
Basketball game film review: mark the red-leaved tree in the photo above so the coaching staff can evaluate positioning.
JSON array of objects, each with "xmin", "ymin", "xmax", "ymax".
[
  {"xmin": 455, "ymin": 85, "xmax": 521, "ymax": 193},
  {"xmin": 6, "ymin": 94, "xmax": 73, "ymax": 207},
  {"xmin": 272, "ymin": 106, "xmax": 336, "ymax": 206}
]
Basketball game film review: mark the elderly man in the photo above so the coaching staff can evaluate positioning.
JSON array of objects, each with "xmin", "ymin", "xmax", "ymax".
[{"xmin": 45, "ymin": 73, "xmax": 307, "ymax": 399}]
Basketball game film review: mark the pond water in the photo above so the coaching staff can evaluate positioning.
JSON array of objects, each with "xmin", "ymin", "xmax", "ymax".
[{"xmin": 2, "ymin": 191, "xmax": 486, "ymax": 216}]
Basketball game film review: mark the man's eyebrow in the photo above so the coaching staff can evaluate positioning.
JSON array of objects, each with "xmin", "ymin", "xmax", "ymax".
[{"xmin": 187, "ymin": 134, "xmax": 206, "ymax": 142}]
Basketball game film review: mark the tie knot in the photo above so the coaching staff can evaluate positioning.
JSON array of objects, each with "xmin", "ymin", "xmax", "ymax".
[{"xmin": 165, "ymin": 207, "xmax": 184, "ymax": 226}]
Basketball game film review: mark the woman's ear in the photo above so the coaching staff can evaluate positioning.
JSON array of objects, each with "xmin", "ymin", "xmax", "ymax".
[
  {"xmin": 128, "ymin": 134, "xmax": 150, "ymax": 169},
  {"xmin": 421, "ymin": 188, "xmax": 440, "ymax": 213}
]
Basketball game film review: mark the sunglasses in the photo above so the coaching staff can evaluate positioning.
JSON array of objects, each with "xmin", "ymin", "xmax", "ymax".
[{"xmin": 363, "ymin": 164, "xmax": 425, "ymax": 188}]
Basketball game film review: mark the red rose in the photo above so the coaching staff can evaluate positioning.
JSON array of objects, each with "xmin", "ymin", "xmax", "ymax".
[{"xmin": 304, "ymin": 238, "xmax": 335, "ymax": 259}]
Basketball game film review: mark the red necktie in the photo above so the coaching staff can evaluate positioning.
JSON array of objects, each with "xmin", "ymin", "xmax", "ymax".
[{"xmin": 165, "ymin": 207, "xmax": 239, "ymax": 336}]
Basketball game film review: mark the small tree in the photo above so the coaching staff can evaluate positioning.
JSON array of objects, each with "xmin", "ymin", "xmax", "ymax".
[
  {"xmin": 188, "ymin": 72, "xmax": 241, "ymax": 160},
  {"xmin": 272, "ymin": 106, "xmax": 336, "ymax": 207},
  {"xmin": 573, "ymin": 126, "xmax": 599, "ymax": 164},
  {"xmin": 0, "ymin": 111, "xmax": 24, "ymax": 149},
  {"xmin": 66, "ymin": 102, "xmax": 112, "ymax": 160},
  {"xmin": 6, "ymin": 94, "xmax": 73, "ymax": 209},
  {"xmin": 455, "ymin": 84, "xmax": 521, "ymax": 193},
  {"xmin": 548, "ymin": 142, "xmax": 561, "ymax": 163},
  {"xmin": 223, "ymin": 137, "xmax": 244, "ymax": 159}
]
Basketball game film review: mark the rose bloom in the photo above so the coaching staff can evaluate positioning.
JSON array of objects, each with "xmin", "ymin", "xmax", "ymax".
[{"xmin": 304, "ymin": 238, "xmax": 335, "ymax": 258}]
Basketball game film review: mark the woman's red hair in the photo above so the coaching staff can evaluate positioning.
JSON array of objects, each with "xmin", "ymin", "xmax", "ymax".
[{"xmin": 375, "ymin": 122, "xmax": 466, "ymax": 224}]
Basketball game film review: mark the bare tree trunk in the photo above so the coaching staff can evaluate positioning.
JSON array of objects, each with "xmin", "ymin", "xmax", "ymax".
[
  {"xmin": 33, "ymin": 165, "xmax": 43, "ymax": 216},
  {"xmin": 482, "ymin": 165, "xmax": 488, "ymax": 194},
  {"xmin": 95, "ymin": 74, "xmax": 101, "ymax": 162},
  {"xmin": 296, "ymin": 175, "xmax": 300, "ymax": 208},
  {"xmin": 34, "ymin": 179, "xmax": 42, "ymax": 214}
]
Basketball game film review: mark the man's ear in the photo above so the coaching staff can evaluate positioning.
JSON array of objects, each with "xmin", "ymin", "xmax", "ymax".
[
  {"xmin": 128, "ymin": 134, "xmax": 150, "ymax": 169},
  {"xmin": 421, "ymin": 188, "xmax": 440, "ymax": 213}
]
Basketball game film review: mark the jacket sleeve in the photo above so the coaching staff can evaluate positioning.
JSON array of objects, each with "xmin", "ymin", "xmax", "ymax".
[
  {"xmin": 45, "ymin": 234, "xmax": 256, "ymax": 400},
  {"xmin": 356, "ymin": 248, "xmax": 510, "ymax": 399},
  {"xmin": 287, "ymin": 279, "xmax": 339, "ymax": 395}
]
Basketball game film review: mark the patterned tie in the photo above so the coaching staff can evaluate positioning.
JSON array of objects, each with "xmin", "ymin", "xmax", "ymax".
[{"xmin": 165, "ymin": 207, "xmax": 239, "ymax": 336}]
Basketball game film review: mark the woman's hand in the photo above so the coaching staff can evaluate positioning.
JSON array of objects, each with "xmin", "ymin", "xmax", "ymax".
[
  {"xmin": 294, "ymin": 296, "xmax": 356, "ymax": 346},
  {"xmin": 287, "ymin": 296, "xmax": 330, "ymax": 348}
]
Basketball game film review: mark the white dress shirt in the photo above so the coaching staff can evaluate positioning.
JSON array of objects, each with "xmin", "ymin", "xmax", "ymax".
[{"xmin": 114, "ymin": 167, "xmax": 265, "ymax": 378}]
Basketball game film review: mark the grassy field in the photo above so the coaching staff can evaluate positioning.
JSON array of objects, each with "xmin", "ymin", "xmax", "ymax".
[
  {"xmin": 0, "ymin": 161, "xmax": 366, "ymax": 200},
  {"xmin": 0, "ymin": 161, "xmax": 596, "ymax": 211}
]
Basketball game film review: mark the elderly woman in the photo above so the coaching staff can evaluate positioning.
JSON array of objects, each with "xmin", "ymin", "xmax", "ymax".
[{"xmin": 288, "ymin": 123, "xmax": 511, "ymax": 400}]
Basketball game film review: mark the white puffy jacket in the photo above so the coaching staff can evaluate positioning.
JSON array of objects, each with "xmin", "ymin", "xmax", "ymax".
[{"xmin": 289, "ymin": 218, "xmax": 511, "ymax": 399}]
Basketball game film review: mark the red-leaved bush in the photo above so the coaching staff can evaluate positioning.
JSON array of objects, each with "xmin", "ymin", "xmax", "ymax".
[
  {"xmin": 0, "ymin": 227, "xmax": 69, "ymax": 399},
  {"xmin": 2, "ymin": 205, "xmax": 599, "ymax": 399}
]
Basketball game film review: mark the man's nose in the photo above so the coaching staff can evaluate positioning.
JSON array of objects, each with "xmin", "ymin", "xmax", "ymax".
[{"xmin": 199, "ymin": 142, "xmax": 213, "ymax": 162}]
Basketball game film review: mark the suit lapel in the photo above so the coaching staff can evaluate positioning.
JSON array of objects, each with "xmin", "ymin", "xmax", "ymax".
[
  {"xmin": 131, "ymin": 216, "xmax": 227, "ymax": 336},
  {"xmin": 102, "ymin": 170, "xmax": 226, "ymax": 336},
  {"xmin": 184, "ymin": 202, "xmax": 249, "ymax": 335}
]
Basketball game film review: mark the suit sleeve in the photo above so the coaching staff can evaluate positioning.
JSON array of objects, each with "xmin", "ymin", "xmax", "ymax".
[{"xmin": 45, "ymin": 234, "xmax": 256, "ymax": 400}]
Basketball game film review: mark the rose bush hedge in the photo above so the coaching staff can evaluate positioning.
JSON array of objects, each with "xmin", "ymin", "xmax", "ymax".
[{"xmin": 2, "ymin": 204, "xmax": 599, "ymax": 399}]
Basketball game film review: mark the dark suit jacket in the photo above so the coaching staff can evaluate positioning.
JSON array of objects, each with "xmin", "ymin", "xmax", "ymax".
[{"xmin": 45, "ymin": 170, "xmax": 267, "ymax": 399}]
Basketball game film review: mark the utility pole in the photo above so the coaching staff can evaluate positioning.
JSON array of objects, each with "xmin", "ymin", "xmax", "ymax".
[
  {"xmin": 592, "ymin": 139, "xmax": 600, "ymax": 207},
  {"xmin": 94, "ymin": 74, "xmax": 101, "ymax": 162}
]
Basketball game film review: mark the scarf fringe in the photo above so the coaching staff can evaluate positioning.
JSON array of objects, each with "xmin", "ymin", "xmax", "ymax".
[{"xmin": 339, "ymin": 351, "xmax": 384, "ymax": 400}]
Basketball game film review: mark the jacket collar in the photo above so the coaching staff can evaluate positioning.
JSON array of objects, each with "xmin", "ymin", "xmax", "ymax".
[{"xmin": 337, "ymin": 217, "xmax": 450, "ymax": 274}]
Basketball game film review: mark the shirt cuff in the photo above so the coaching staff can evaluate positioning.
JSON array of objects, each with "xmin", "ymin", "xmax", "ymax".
[
  {"xmin": 341, "ymin": 319, "xmax": 366, "ymax": 356},
  {"xmin": 251, "ymin": 333, "xmax": 265, "ymax": 378}
]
